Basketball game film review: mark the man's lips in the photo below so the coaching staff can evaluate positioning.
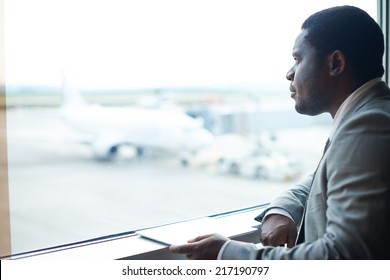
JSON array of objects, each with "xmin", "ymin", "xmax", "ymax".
[{"xmin": 290, "ymin": 86, "xmax": 296, "ymax": 97}]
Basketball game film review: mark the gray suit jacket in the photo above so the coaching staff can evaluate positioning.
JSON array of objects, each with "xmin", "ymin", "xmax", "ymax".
[{"xmin": 222, "ymin": 81, "xmax": 390, "ymax": 259}]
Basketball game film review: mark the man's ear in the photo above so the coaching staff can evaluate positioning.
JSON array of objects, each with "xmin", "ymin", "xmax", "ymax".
[{"xmin": 328, "ymin": 50, "xmax": 346, "ymax": 76}]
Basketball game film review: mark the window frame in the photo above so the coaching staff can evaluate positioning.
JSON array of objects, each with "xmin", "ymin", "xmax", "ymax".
[
  {"xmin": 0, "ymin": 0, "xmax": 386, "ymax": 259},
  {"xmin": 379, "ymin": 0, "xmax": 390, "ymax": 84},
  {"xmin": 0, "ymin": 0, "xmax": 11, "ymax": 258},
  {"xmin": 2, "ymin": 205, "xmax": 266, "ymax": 260}
]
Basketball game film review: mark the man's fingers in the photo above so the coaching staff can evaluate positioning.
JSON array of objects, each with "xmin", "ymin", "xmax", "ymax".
[
  {"xmin": 287, "ymin": 233, "xmax": 297, "ymax": 248},
  {"xmin": 169, "ymin": 235, "xmax": 211, "ymax": 255},
  {"xmin": 169, "ymin": 244, "xmax": 193, "ymax": 254},
  {"xmin": 170, "ymin": 234, "xmax": 228, "ymax": 260},
  {"xmin": 188, "ymin": 234, "xmax": 213, "ymax": 243}
]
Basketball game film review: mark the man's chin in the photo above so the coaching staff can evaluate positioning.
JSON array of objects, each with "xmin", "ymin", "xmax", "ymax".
[{"xmin": 295, "ymin": 104, "xmax": 325, "ymax": 116}]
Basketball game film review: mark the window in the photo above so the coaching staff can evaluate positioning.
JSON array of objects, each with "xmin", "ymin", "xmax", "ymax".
[{"xmin": 0, "ymin": 0, "xmax": 379, "ymax": 257}]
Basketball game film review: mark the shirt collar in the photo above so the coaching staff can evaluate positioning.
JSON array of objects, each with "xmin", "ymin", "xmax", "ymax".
[{"xmin": 329, "ymin": 77, "xmax": 382, "ymax": 141}]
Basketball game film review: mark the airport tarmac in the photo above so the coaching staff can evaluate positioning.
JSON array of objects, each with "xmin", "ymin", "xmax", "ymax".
[{"xmin": 5, "ymin": 107, "xmax": 330, "ymax": 254}]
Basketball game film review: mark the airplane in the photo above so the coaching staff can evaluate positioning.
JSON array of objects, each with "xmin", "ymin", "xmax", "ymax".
[{"xmin": 59, "ymin": 80, "xmax": 214, "ymax": 160}]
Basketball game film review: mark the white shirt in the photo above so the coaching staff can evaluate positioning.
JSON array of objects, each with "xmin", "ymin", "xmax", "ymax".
[{"xmin": 217, "ymin": 77, "xmax": 383, "ymax": 259}]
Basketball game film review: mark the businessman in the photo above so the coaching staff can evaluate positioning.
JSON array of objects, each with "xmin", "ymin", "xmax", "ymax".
[{"xmin": 169, "ymin": 5, "xmax": 390, "ymax": 259}]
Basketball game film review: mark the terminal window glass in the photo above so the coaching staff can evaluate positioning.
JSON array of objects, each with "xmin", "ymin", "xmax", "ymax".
[{"xmin": 3, "ymin": 0, "xmax": 377, "ymax": 254}]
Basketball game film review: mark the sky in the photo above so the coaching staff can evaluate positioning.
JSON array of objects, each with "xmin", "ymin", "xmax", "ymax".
[{"xmin": 4, "ymin": 0, "xmax": 377, "ymax": 90}]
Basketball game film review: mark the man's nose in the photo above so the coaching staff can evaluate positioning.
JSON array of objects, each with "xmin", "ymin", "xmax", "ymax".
[{"xmin": 286, "ymin": 66, "xmax": 295, "ymax": 81}]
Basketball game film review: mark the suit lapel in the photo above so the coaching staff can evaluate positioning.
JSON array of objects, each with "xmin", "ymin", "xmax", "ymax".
[{"xmin": 296, "ymin": 137, "xmax": 331, "ymax": 244}]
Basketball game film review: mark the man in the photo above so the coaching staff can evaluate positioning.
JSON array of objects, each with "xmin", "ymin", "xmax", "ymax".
[{"xmin": 169, "ymin": 5, "xmax": 390, "ymax": 259}]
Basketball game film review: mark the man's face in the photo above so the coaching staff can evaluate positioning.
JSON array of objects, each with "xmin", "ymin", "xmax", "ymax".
[{"xmin": 286, "ymin": 29, "xmax": 331, "ymax": 116}]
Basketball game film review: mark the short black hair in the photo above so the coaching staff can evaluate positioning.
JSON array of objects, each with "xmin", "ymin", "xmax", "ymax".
[{"xmin": 302, "ymin": 5, "xmax": 384, "ymax": 82}]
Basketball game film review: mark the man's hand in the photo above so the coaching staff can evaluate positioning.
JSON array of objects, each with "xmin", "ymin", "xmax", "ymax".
[
  {"xmin": 169, "ymin": 233, "xmax": 229, "ymax": 260},
  {"xmin": 259, "ymin": 214, "xmax": 297, "ymax": 248}
]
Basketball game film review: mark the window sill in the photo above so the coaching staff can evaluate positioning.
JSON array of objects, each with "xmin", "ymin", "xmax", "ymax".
[{"xmin": 5, "ymin": 205, "xmax": 265, "ymax": 260}]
